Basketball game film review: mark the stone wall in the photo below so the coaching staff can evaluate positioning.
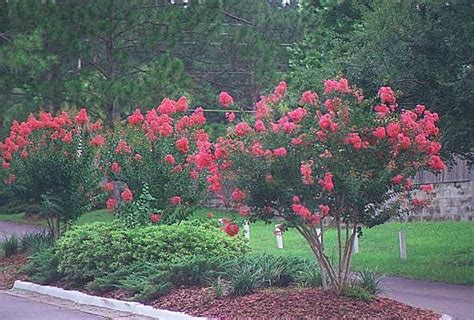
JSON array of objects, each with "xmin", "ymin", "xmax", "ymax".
[{"xmin": 401, "ymin": 180, "xmax": 474, "ymax": 222}]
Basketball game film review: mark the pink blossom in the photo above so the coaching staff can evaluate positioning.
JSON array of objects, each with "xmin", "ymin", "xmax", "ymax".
[
  {"xmin": 121, "ymin": 188, "xmax": 133, "ymax": 202},
  {"xmin": 169, "ymin": 196, "xmax": 182, "ymax": 205},
  {"xmin": 219, "ymin": 92, "xmax": 234, "ymax": 107},
  {"xmin": 300, "ymin": 90, "xmax": 318, "ymax": 105},
  {"xmin": 235, "ymin": 122, "xmax": 251, "ymax": 136},
  {"xmin": 319, "ymin": 172, "xmax": 334, "ymax": 192},
  {"xmin": 273, "ymin": 147, "xmax": 287, "ymax": 157},
  {"xmin": 378, "ymin": 86, "xmax": 396, "ymax": 104},
  {"xmin": 373, "ymin": 127, "xmax": 386, "ymax": 139}
]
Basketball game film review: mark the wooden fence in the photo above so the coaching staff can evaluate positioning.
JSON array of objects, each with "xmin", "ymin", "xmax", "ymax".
[{"xmin": 414, "ymin": 157, "xmax": 473, "ymax": 184}]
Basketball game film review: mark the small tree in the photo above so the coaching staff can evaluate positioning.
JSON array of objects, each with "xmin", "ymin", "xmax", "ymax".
[
  {"xmin": 0, "ymin": 109, "xmax": 102, "ymax": 238},
  {"xmin": 215, "ymin": 79, "xmax": 445, "ymax": 292},
  {"xmin": 100, "ymin": 97, "xmax": 219, "ymax": 227}
]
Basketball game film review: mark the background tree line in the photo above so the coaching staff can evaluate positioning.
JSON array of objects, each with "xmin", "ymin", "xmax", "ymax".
[{"xmin": 0, "ymin": 0, "xmax": 472, "ymax": 161}]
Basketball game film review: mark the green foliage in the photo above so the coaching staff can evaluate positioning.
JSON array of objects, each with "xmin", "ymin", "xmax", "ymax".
[
  {"xmin": 291, "ymin": 0, "xmax": 474, "ymax": 162},
  {"xmin": 20, "ymin": 231, "xmax": 55, "ymax": 253},
  {"xmin": 116, "ymin": 183, "xmax": 157, "ymax": 228},
  {"xmin": 22, "ymin": 245, "xmax": 60, "ymax": 285},
  {"xmin": 2, "ymin": 235, "xmax": 19, "ymax": 257},
  {"xmin": 355, "ymin": 269, "xmax": 383, "ymax": 296},
  {"xmin": 55, "ymin": 220, "xmax": 248, "ymax": 286},
  {"xmin": 227, "ymin": 263, "xmax": 264, "ymax": 296},
  {"xmin": 55, "ymin": 222, "xmax": 135, "ymax": 285},
  {"xmin": 295, "ymin": 260, "xmax": 322, "ymax": 288},
  {"xmin": 342, "ymin": 284, "xmax": 374, "ymax": 302},
  {"xmin": 0, "ymin": 1, "xmax": 313, "ymax": 130}
]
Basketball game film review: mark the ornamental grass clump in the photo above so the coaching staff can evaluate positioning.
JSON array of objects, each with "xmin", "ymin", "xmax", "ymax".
[{"xmin": 214, "ymin": 79, "xmax": 445, "ymax": 292}]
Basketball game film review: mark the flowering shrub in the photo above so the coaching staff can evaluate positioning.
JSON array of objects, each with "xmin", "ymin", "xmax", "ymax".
[
  {"xmin": 214, "ymin": 79, "xmax": 445, "ymax": 291},
  {"xmin": 100, "ymin": 97, "xmax": 220, "ymax": 226},
  {"xmin": 0, "ymin": 110, "xmax": 102, "ymax": 237}
]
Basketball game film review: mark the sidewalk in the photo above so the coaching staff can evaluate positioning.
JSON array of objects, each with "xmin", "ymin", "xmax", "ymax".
[{"xmin": 382, "ymin": 276, "xmax": 474, "ymax": 319}]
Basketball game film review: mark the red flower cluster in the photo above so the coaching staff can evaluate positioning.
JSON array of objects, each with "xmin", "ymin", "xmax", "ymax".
[{"xmin": 222, "ymin": 222, "xmax": 240, "ymax": 237}]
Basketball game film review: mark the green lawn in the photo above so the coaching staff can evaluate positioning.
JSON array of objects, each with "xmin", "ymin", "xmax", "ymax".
[
  {"xmin": 75, "ymin": 209, "xmax": 116, "ymax": 225},
  {"xmin": 193, "ymin": 209, "xmax": 474, "ymax": 285},
  {"xmin": 0, "ymin": 213, "xmax": 47, "ymax": 226},
  {"xmin": 2, "ymin": 208, "xmax": 473, "ymax": 284}
]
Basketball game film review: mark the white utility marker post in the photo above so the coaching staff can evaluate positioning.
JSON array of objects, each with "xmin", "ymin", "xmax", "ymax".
[
  {"xmin": 353, "ymin": 234, "xmax": 359, "ymax": 254},
  {"xmin": 243, "ymin": 220, "xmax": 250, "ymax": 239},
  {"xmin": 399, "ymin": 229, "xmax": 407, "ymax": 260},
  {"xmin": 275, "ymin": 224, "xmax": 284, "ymax": 249},
  {"xmin": 316, "ymin": 228, "xmax": 322, "ymax": 241}
]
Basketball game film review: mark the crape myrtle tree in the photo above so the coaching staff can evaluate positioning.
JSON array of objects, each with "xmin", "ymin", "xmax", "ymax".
[
  {"xmin": 99, "ymin": 97, "xmax": 221, "ymax": 227},
  {"xmin": 0, "ymin": 110, "xmax": 103, "ymax": 238},
  {"xmin": 214, "ymin": 79, "xmax": 445, "ymax": 291},
  {"xmin": 290, "ymin": 0, "xmax": 473, "ymax": 162}
]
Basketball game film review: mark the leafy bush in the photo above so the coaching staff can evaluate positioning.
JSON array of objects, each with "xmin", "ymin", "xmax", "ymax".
[
  {"xmin": 55, "ymin": 222, "xmax": 135, "ymax": 285},
  {"xmin": 355, "ymin": 269, "xmax": 383, "ymax": 296},
  {"xmin": 295, "ymin": 260, "xmax": 322, "ymax": 288},
  {"xmin": 342, "ymin": 284, "xmax": 374, "ymax": 302},
  {"xmin": 2, "ymin": 235, "xmax": 19, "ymax": 257},
  {"xmin": 22, "ymin": 245, "xmax": 60, "ymax": 284},
  {"xmin": 130, "ymin": 220, "xmax": 249, "ymax": 263},
  {"xmin": 101, "ymin": 100, "xmax": 217, "ymax": 226},
  {"xmin": 55, "ymin": 220, "xmax": 248, "ymax": 286}
]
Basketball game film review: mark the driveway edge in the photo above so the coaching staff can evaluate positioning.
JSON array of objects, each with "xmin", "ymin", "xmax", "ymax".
[{"xmin": 13, "ymin": 280, "xmax": 204, "ymax": 320}]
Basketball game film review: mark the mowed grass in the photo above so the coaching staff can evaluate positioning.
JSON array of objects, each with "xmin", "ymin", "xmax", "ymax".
[{"xmin": 194, "ymin": 209, "xmax": 474, "ymax": 284}]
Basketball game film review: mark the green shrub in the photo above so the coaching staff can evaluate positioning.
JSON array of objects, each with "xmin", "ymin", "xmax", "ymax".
[
  {"xmin": 22, "ymin": 245, "xmax": 60, "ymax": 284},
  {"xmin": 2, "ymin": 235, "xmax": 19, "ymax": 257},
  {"xmin": 355, "ymin": 269, "xmax": 383, "ymax": 296},
  {"xmin": 130, "ymin": 220, "xmax": 249, "ymax": 263},
  {"xmin": 55, "ymin": 222, "xmax": 135, "ymax": 285},
  {"xmin": 162, "ymin": 255, "xmax": 226, "ymax": 286},
  {"xmin": 342, "ymin": 285, "xmax": 374, "ymax": 302},
  {"xmin": 295, "ymin": 260, "xmax": 322, "ymax": 288},
  {"xmin": 227, "ymin": 263, "xmax": 264, "ymax": 296},
  {"xmin": 56, "ymin": 220, "xmax": 248, "ymax": 286},
  {"xmin": 20, "ymin": 231, "xmax": 55, "ymax": 253}
]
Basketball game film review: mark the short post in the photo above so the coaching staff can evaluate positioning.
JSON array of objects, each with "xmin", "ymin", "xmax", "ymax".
[
  {"xmin": 353, "ymin": 233, "xmax": 359, "ymax": 254},
  {"xmin": 243, "ymin": 220, "xmax": 250, "ymax": 239},
  {"xmin": 275, "ymin": 224, "xmax": 284, "ymax": 249},
  {"xmin": 399, "ymin": 229, "xmax": 407, "ymax": 260}
]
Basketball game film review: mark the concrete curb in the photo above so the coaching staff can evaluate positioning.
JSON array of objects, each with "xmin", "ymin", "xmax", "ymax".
[{"xmin": 13, "ymin": 280, "xmax": 204, "ymax": 320}]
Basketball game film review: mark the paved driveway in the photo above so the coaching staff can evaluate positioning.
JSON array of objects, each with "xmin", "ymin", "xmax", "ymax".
[
  {"xmin": 382, "ymin": 276, "xmax": 474, "ymax": 319},
  {"xmin": 0, "ymin": 292, "xmax": 104, "ymax": 320},
  {"xmin": 0, "ymin": 221, "xmax": 45, "ymax": 241}
]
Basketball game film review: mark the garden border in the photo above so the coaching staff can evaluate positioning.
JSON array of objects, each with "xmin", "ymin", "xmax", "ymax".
[{"xmin": 12, "ymin": 280, "xmax": 204, "ymax": 320}]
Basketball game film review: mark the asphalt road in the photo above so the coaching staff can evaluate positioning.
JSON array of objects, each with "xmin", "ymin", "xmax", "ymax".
[
  {"xmin": 0, "ymin": 221, "xmax": 45, "ymax": 241},
  {"xmin": 382, "ymin": 276, "xmax": 474, "ymax": 319},
  {"xmin": 0, "ymin": 292, "xmax": 104, "ymax": 320}
]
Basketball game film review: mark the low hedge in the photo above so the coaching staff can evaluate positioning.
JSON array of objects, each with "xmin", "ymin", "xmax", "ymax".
[{"xmin": 55, "ymin": 220, "xmax": 249, "ymax": 285}]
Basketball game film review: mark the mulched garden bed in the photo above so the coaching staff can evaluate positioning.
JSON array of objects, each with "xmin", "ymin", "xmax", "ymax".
[
  {"xmin": 150, "ymin": 287, "xmax": 440, "ymax": 319},
  {"xmin": 0, "ymin": 254, "xmax": 440, "ymax": 319},
  {"xmin": 0, "ymin": 253, "xmax": 28, "ymax": 289}
]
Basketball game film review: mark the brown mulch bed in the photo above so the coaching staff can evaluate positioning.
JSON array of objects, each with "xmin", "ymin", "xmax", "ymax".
[
  {"xmin": 0, "ymin": 255, "xmax": 440, "ymax": 319},
  {"xmin": 150, "ymin": 287, "xmax": 440, "ymax": 319},
  {"xmin": 0, "ymin": 253, "xmax": 29, "ymax": 289}
]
